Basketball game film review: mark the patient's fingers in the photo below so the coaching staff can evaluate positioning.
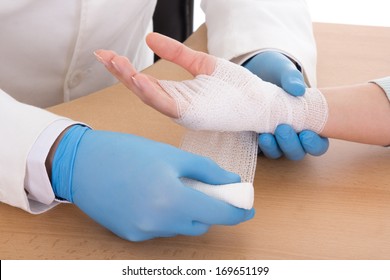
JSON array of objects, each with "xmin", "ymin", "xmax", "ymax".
[
  {"xmin": 94, "ymin": 49, "xmax": 178, "ymax": 118},
  {"xmin": 133, "ymin": 73, "xmax": 178, "ymax": 118},
  {"xmin": 94, "ymin": 49, "xmax": 138, "ymax": 87},
  {"xmin": 94, "ymin": 35, "xmax": 216, "ymax": 119},
  {"xmin": 146, "ymin": 32, "xmax": 216, "ymax": 76}
]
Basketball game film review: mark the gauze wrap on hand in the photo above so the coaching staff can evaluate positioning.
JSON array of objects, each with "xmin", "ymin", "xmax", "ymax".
[
  {"xmin": 158, "ymin": 58, "xmax": 328, "ymax": 210},
  {"xmin": 159, "ymin": 58, "xmax": 328, "ymax": 134}
]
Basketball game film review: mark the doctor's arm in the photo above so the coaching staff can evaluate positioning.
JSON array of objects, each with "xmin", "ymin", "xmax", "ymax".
[
  {"xmin": 201, "ymin": 0, "xmax": 329, "ymax": 160},
  {"xmin": 45, "ymin": 124, "xmax": 253, "ymax": 241},
  {"xmin": 0, "ymin": 87, "xmax": 253, "ymax": 242}
]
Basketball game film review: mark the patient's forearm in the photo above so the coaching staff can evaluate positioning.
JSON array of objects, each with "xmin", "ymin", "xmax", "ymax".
[{"xmin": 320, "ymin": 83, "xmax": 390, "ymax": 146}]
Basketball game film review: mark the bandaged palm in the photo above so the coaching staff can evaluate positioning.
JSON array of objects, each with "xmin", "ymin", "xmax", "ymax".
[{"xmin": 95, "ymin": 33, "xmax": 328, "ymax": 135}]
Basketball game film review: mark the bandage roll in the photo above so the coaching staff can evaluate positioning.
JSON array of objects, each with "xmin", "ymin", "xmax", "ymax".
[{"xmin": 180, "ymin": 130, "xmax": 257, "ymax": 210}]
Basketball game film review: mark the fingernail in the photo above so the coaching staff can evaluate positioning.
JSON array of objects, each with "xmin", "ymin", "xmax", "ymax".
[
  {"xmin": 244, "ymin": 208, "xmax": 255, "ymax": 221},
  {"xmin": 93, "ymin": 51, "xmax": 109, "ymax": 67}
]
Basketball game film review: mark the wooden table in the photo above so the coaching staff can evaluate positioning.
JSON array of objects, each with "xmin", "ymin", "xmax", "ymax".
[{"xmin": 1, "ymin": 23, "xmax": 389, "ymax": 260}]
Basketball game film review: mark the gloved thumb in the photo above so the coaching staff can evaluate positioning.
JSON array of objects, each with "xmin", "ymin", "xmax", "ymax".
[
  {"xmin": 178, "ymin": 153, "xmax": 241, "ymax": 185},
  {"xmin": 281, "ymin": 68, "xmax": 306, "ymax": 96}
]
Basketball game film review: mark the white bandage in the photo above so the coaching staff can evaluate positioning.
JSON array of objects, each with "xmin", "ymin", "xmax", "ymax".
[
  {"xmin": 159, "ymin": 58, "xmax": 328, "ymax": 134},
  {"xmin": 159, "ymin": 58, "xmax": 328, "ymax": 210},
  {"xmin": 180, "ymin": 130, "xmax": 257, "ymax": 210}
]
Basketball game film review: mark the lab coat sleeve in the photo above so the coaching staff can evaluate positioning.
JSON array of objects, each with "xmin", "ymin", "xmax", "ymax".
[
  {"xmin": 0, "ymin": 89, "xmax": 72, "ymax": 213},
  {"xmin": 201, "ymin": 0, "xmax": 317, "ymax": 86}
]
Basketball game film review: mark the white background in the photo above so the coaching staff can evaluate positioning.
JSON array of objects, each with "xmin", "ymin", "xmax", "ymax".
[{"xmin": 193, "ymin": 0, "xmax": 390, "ymax": 30}]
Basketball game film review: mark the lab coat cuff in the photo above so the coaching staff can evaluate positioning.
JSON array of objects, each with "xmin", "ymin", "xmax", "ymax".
[{"xmin": 25, "ymin": 119, "xmax": 87, "ymax": 211}]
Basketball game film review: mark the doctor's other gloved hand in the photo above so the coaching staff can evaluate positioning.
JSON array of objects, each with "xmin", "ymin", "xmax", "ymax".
[
  {"xmin": 243, "ymin": 52, "xmax": 329, "ymax": 160},
  {"xmin": 50, "ymin": 125, "xmax": 254, "ymax": 241}
]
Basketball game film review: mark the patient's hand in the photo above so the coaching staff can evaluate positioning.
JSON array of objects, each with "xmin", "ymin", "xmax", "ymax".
[
  {"xmin": 94, "ymin": 32, "xmax": 216, "ymax": 119},
  {"xmin": 94, "ymin": 33, "xmax": 327, "ymax": 135}
]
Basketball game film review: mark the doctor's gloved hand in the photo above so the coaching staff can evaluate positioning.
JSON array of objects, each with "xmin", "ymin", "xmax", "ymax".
[
  {"xmin": 50, "ymin": 125, "xmax": 254, "ymax": 241},
  {"xmin": 243, "ymin": 51, "xmax": 329, "ymax": 160},
  {"xmin": 243, "ymin": 51, "xmax": 306, "ymax": 97}
]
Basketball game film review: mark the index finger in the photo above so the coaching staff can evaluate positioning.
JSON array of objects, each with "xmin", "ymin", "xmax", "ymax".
[{"xmin": 146, "ymin": 32, "xmax": 216, "ymax": 76}]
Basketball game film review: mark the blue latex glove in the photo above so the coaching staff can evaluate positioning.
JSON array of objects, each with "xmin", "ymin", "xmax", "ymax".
[
  {"xmin": 243, "ymin": 51, "xmax": 329, "ymax": 160},
  {"xmin": 51, "ymin": 125, "xmax": 254, "ymax": 241}
]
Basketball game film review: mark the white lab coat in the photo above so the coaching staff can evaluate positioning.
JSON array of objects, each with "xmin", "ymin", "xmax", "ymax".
[{"xmin": 0, "ymin": 0, "xmax": 316, "ymax": 213}]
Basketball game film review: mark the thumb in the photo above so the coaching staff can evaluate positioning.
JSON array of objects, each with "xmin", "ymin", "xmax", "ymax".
[
  {"xmin": 146, "ymin": 32, "xmax": 216, "ymax": 76},
  {"xmin": 178, "ymin": 153, "xmax": 241, "ymax": 185},
  {"xmin": 280, "ymin": 68, "xmax": 307, "ymax": 96}
]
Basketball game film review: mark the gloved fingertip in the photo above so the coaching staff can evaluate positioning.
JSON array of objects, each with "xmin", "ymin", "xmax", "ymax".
[
  {"xmin": 275, "ymin": 124, "xmax": 306, "ymax": 161},
  {"xmin": 299, "ymin": 130, "xmax": 330, "ymax": 156},
  {"xmin": 189, "ymin": 222, "xmax": 210, "ymax": 236},
  {"xmin": 282, "ymin": 77, "xmax": 306, "ymax": 96},
  {"xmin": 244, "ymin": 208, "xmax": 255, "ymax": 221},
  {"xmin": 226, "ymin": 171, "xmax": 242, "ymax": 184},
  {"xmin": 212, "ymin": 160, "xmax": 241, "ymax": 183},
  {"xmin": 258, "ymin": 133, "xmax": 274, "ymax": 146},
  {"xmin": 208, "ymin": 170, "xmax": 241, "ymax": 185},
  {"xmin": 185, "ymin": 155, "xmax": 242, "ymax": 185},
  {"xmin": 286, "ymin": 151, "xmax": 306, "ymax": 161},
  {"xmin": 258, "ymin": 134, "xmax": 283, "ymax": 159},
  {"xmin": 275, "ymin": 124, "xmax": 295, "ymax": 140},
  {"xmin": 299, "ymin": 130, "xmax": 316, "ymax": 144},
  {"xmin": 281, "ymin": 68, "xmax": 306, "ymax": 96}
]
